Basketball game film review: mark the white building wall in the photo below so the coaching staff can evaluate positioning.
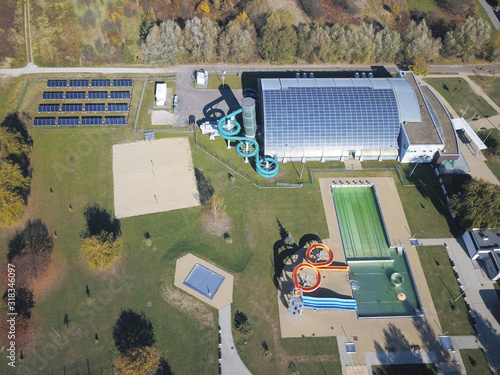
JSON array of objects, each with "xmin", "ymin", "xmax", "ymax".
[{"xmin": 399, "ymin": 126, "xmax": 444, "ymax": 163}]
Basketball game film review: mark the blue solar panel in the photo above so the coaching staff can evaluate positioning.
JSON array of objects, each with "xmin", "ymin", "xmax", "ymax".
[
  {"xmin": 85, "ymin": 103, "xmax": 106, "ymax": 112},
  {"xmin": 43, "ymin": 92, "xmax": 63, "ymax": 100},
  {"xmin": 91, "ymin": 79, "xmax": 111, "ymax": 87},
  {"xmin": 47, "ymin": 80, "xmax": 67, "ymax": 88},
  {"xmin": 38, "ymin": 104, "xmax": 59, "ymax": 113},
  {"xmin": 69, "ymin": 80, "xmax": 89, "ymax": 87},
  {"xmin": 65, "ymin": 91, "xmax": 86, "ymax": 100},
  {"xmin": 58, "ymin": 117, "xmax": 79, "ymax": 126},
  {"xmin": 113, "ymin": 79, "xmax": 133, "ymax": 87},
  {"xmin": 110, "ymin": 91, "xmax": 131, "ymax": 99},
  {"xmin": 108, "ymin": 103, "xmax": 128, "ymax": 112},
  {"xmin": 88, "ymin": 91, "xmax": 108, "ymax": 99},
  {"xmin": 262, "ymin": 85, "xmax": 400, "ymax": 152},
  {"xmin": 34, "ymin": 117, "xmax": 56, "ymax": 126},
  {"xmin": 104, "ymin": 116, "xmax": 127, "ymax": 125},
  {"xmin": 81, "ymin": 116, "xmax": 103, "ymax": 126},
  {"xmin": 182, "ymin": 263, "xmax": 225, "ymax": 299},
  {"xmin": 62, "ymin": 103, "xmax": 82, "ymax": 112}
]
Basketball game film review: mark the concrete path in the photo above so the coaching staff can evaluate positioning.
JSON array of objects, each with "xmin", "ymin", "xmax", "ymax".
[
  {"xmin": 478, "ymin": 0, "xmax": 500, "ymax": 30},
  {"xmin": 450, "ymin": 335, "xmax": 483, "ymax": 350},
  {"xmin": 458, "ymin": 136, "xmax": 499, "ymax": 185},
  {"xmin": 218, "ymin": 304, "xmax": 252, "ymax": 375},
  {"xmin": 416, "ymin": 238, "xmax": 500, "ymax": 374}
]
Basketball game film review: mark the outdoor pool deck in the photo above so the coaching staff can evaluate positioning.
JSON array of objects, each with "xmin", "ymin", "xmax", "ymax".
[{"xmin": 278, "ymin": 177, "xmax": 443, "ymax": 366}]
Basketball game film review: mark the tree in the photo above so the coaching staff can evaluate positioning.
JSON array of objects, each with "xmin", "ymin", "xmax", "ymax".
[
  {"xmin": 2, "ymin": 288, "xmax": 35, "ymax": 319},
  {"xmin": 402, "ymin": 19, "xmax": 441, "ymax": 64},
  {"xmin": 374, "ymin": 27, "xmax": 402, "ymax": 62},
  {"xmin": 184, "ymin": 17, "xmax": 218, "ymax": 62},
  {"xmin": 142, "ymin": 21, "xmax": 184, "ymax": 65},
  {"xmin": 8, "ymin": 219, "xmax": 53, "ymax": 282},
  {"xmin": 234, "ymin": 310, "xmax": 252, "ymax": 335},
  {"xmin": 113, "ymin": 310, "xmax": 156, "ymax": 354},
  {"xmin": 218, "ymin": 20, "xmax": 256, "ymax": 63},
  {"xmin": 0, "ymin": 188, "xmax": 26, "ymax": 226},
  {"xmin": 0, "ymin": 126, "xmax": 30, "ymax": 160},
  {"xmin": 0, "ymin": 160, "xmax": 30, "ymax": 226},
  {"xmin": 259, "ymin": 9, "xmax": 297, "ymax": 63},
  {"xmin": 450, "ymin": 179, "xmax": 500, "ymax": 230},
  {"xmin": 206, "ymin": 195, "xmax": 225, "ymax": 225},
  {"xmin": 446, "ymin": 17, "xmax": 491, "ymax": 61},
  {"xmin": 409, "ymin": 58, "xmax": 431, "ymax": 76},
  {"xmin": 296, "ymin": 23, "xmax": 333, "ymax": 63},
  {"xmin": 114, "ymin": 347, "xmax": 161, "ymax": 375},
  {"xmin": 80, "ymin": 230, "xmax": 122, "ymax": 269}
]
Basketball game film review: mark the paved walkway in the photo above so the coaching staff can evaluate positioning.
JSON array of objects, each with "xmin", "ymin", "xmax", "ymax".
[
  {"xmin": 417, "ymin": 238, "xmax": 500, "ymax": 374},
  {"xmin": 218, "ymin": 305, "xmax": 252, "ymax": 375},
  {"xmin": 478, "ymin": 0, "xmax": 500, "ymax": 30}
]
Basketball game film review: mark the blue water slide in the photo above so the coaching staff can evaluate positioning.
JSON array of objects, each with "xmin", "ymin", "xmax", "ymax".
[
  {"xmin": 217, "ymin": 109, "xmax": 279, "ymax": 178},
  {"xmin": 302, "ymin": 296, "xmax": 358, "ymax": 311}
]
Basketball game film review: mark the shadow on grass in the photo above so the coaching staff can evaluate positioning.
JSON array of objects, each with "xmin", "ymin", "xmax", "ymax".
[{"xmin": 83, "ymin": 204, "xmax": 121, "ymax": 239}]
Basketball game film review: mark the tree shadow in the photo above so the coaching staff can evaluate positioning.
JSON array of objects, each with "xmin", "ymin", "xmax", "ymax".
[
  {"xmin": 470, "ymin": 311, "xmax": 500, "ymax": 373},
  {"xmin": 155, "ymin": 357, "xmax": 174, "ymax": 375},
  {"xmin": 82, "ymin": 204, "xmax": 121, "ymax": 239},
  {"xmin": 1, "ymin": 112, "xmax": 32, "ymax": 146},
  {"xmin": 374, "ymin": 323, "xmax": 421, "ymax": 364}
]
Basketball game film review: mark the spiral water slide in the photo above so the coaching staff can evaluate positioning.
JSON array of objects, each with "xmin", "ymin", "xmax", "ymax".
[{"xmin": 217, "ymin": 109, "xmax": 279, "ymax": 178}]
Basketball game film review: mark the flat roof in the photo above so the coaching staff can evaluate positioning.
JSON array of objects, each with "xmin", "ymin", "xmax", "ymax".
[{"xmin": 401, "ymin": 73, "xmax": 443, "ymax": 146}]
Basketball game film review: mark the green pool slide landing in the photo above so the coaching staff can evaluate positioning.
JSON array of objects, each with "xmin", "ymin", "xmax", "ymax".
[{"xmin": 217, "ymin": 109, "xmax": 279, "ymax": 178}]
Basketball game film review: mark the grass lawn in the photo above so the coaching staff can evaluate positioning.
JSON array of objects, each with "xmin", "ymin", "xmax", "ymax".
[
  {"xmin": 206, "ymin": 73, "xmax": 243, "ymax": 90},
  {"xmin": 470, "ymin": 75, "xmax": 500, "ymax": 107},
  {"xmin": 417, "ymin": 246, "xmax": 475, "ymax": 335},
  {"xmin": 134, "ymin": 78, "xmax": 177, "ymax": 130},
  {"xmin": 460, "ymin": 348, "xmax": 493, "ymax": 375},
  {"xmin": 372, "ymin": 363, "xmax": 438, "ymax": 375},
  {"xmin": 0, "ymin": 77, "xmax": 29, "ymax": 119},
  {"xmin": 478, "ymin": 128, "xmax": 500, "ymax": 181},
  {"xmin": 424, "ymin": 78, "xmax": 498, "ymax": 118}
]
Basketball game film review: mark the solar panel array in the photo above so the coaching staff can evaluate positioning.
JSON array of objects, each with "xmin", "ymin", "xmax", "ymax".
[
  {"xmin": 108, "ymin": 103, "xmax": 128, "ymax": 112},
  {"xmin": 105, "ymin": 116, "xmax": 127, "ymax": 125},
  {"xmin": 38, "ymin": 104, "xmax": 59, "ymax": 113},
  {"xmin": 85, "ymin": 103, "xmax": 106, "ymax": 112},
  {"xmin": 58, "ymin": 117, "xmax": 79, "ymax": 126},
  {"xmin": 62, "ymin": 103, "xmax": 83, "ymax": 112},
  {"xmin": 47, "ymin": 80, "xmax": 67, "ymax": 88},
  {"xmin": 82, "ymin": 116, "xmax": 103, "ymax": 126},
  {"xmin": 263, "ymin": 86, "xmax": 400, "ymax": 152},
  {"xmin": 110, "ymin": 91, "xmax": 131, "ymax": 99},
  {"xmin": 113, "ymin": 79, "xmax": 133, "ymax": 87},
  {"xmin": 88, "ymin": 91, "xmax": 109, "ymax": 99},
  {"xmin": 34, "ymin": 117, "xmax": 56, "ymax": 126},
  {"xmin": 66, "ymin": 91, "xmax": 86, "ymax": 100},
  {"xmin": 43, "ymin": 92, "xmax": 64, "ymax": 100},
  {"xmin": 37, "ymin": 79, "xmax": 133, "ymax": 126},
  {"xmin": 69, "ymin": 79, "xmax": 89, "ymax": 87},
  {"xmin": 91, "ymin": 79, "xmax": 111, "ymax": 87}
]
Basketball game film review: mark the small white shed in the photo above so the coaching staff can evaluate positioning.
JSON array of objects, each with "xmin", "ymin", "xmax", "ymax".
[{"xmin": 155, "ymin": 82, "xmax": 167, "ymax": 106}]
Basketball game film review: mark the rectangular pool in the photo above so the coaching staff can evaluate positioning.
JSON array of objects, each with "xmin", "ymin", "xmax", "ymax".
[
  {"xmin": 183, "ymin": 263, "xmax": 225, "ymax": 300},
  {"xmin": 332, "ymin": 186, "xmax": 423, "ymax": 318}
]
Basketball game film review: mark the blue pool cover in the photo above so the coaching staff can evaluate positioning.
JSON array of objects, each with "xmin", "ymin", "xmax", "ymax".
[{"xmin": 183, "ymin": 263, "xmax": 225, "ymax": 299}]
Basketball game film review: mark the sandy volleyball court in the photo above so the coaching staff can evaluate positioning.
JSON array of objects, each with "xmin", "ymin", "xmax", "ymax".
[{"xmin": 112, "ymin": 137, "xmax": 199, "ymax": 218}]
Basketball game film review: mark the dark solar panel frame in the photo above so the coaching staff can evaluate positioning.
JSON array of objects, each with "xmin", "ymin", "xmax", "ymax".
[
  {"xmin": 69, "ymin": 79, "xmax": 89, "ymax": 87},
  {"xmin": 85, "ymin": 103, "xmax": 106, "ymax": 112},
  {"xmin": 34, "ymin": 117, "xmax": 56, "ymax": 126},
  {"xmin": 81, "ymin": 116, "xmax": 103, "ymax": 126},
  {"xmin": 58, "ymin": 117, "xmax": 80, "ymax": 126},
  {"xmin": 110, "ymin": 91, "xmax": 131, "ymax": 99},
  {"xmin": 108, "ymin": 103, "xmax": 129, "ymax": 112},
  {"xmin": 62, "ymin": 103, "xmax": 83, "ymax": 112},
  {"xmin": 88, "ymin": 91, "xmax": 108, "ymax": 99},
  {"xmin": 38, "ymin": 104, "xmax": 60, "ymax": 113},
  {"xmin": 112, "ymin": 79, "xmax": 133, "ymax": 87},
  {"xmin": 43, "ymin": 92, "xmax": 64, "ymax": 100},
  {"xmin": 105, "ymin": 116, "xmax": 127, "ymax": 125},
  {"xmin": 47, "ymin": 80, "xmax": 67, "ymax": 88},
  {"xmin": 65, "ymin": 91, "xmax": 86, "ymax": 100},
  {"xmin": 91, "ymin": 79, "xmax": 111, "ymax": 87}
]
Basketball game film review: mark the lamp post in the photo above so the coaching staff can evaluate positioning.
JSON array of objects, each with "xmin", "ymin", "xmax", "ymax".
[{"xmin": 222, "ymin": 71, "xmax": 226, "ymax": 89}]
